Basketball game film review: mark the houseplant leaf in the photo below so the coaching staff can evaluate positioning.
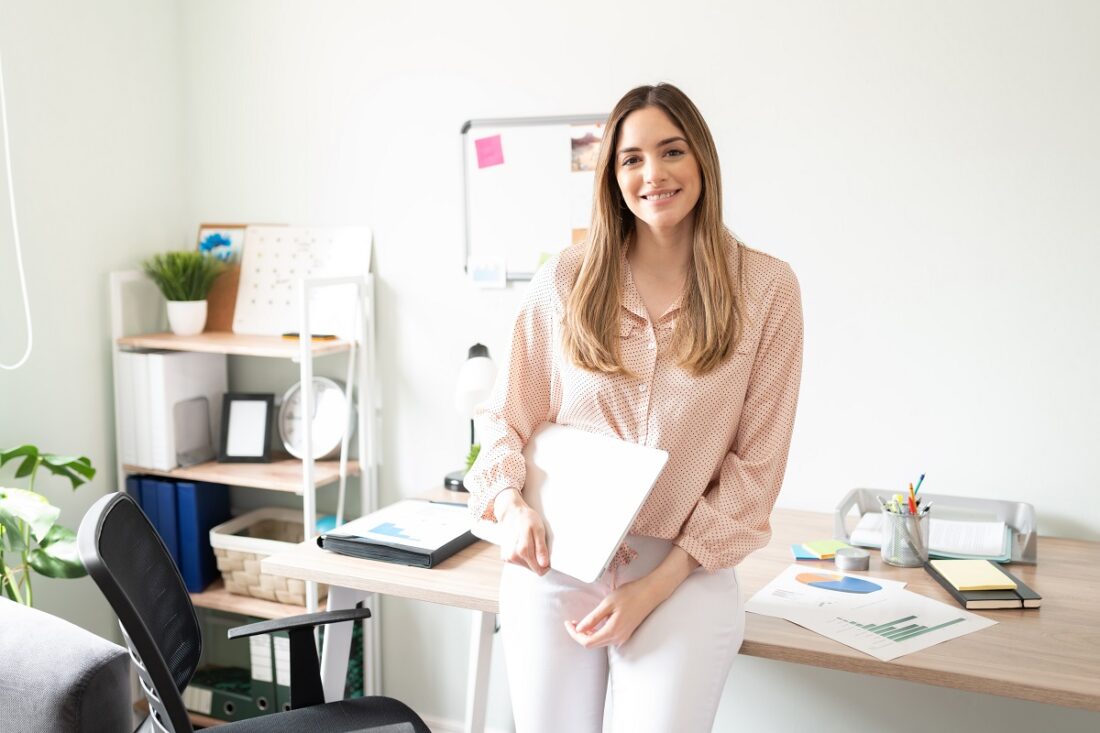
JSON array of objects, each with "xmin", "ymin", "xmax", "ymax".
[
  {"xmin": 0, "ymin": 444, "xmax": 38, "ymax": 467},
  {"xmin": 0, "ymin": 507, "xmax": 27, "ymax": 551},
  {"xmin": 0, "ymin": 487, "xmax": 60, "ymax": 542},
  {"xmin": 28, "ymin": 525, "xmax": 86, "ymax": 579},
  {"xmin": 41, "ymin": 454, "xmax": 96, "ymax": 489}
]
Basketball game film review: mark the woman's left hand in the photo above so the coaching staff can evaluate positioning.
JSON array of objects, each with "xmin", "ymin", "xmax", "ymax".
[
  {"xmin": 563, "ymin": 578, "xmax": 663, "ymax": 649},
  {"xmin": 563, "ymin": 545, "xmax": 700, "ymax": 648}
]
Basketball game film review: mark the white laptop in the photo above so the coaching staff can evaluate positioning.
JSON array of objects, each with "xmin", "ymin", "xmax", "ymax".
[{"xmin": 471, "ymin": 422, "xmax": 669, "ymax": 583}]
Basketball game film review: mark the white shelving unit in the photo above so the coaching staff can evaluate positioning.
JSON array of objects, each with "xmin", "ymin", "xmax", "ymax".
[{"xmin": 107, "ymin": 269, "xmax": 382, "ymax": 697}]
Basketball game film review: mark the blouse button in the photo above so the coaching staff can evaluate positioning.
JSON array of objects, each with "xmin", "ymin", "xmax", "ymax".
[
  {"xmin": 639, "ymin": 384, "xmax": 648, "ymax": 393},
  {"xmin": 647, "ymin": 341, "xmax": 656, "ymax": 349}
]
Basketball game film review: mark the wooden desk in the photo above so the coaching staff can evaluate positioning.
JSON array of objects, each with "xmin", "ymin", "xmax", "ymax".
[{"xmin": 262, "ymin": 503, "xmax": 1100, "ymax": 732}]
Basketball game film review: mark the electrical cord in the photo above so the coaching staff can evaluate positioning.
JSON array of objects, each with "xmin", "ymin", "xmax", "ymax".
[{"xmin": 0, "ymin": 44, "xmax": 33, "ymax": 370}]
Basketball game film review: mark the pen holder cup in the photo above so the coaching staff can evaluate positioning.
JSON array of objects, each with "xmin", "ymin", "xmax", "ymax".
[{"xmin": 880, "ymin": 508, "xmax": 930, "ymax": 567}]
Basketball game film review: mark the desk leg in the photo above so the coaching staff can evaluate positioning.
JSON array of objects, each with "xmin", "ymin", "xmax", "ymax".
[
  {"xmin": 320, "ymin": 585, "xmax": 366, "ymax": 703},
  {"xmin": 464, "ymin": 611, "xmax": 495, "ymax": 733}
]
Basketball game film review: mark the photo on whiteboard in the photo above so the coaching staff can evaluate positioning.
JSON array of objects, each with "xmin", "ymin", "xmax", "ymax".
[
  {"xmin": 197, "ymin": 223, "xmax": 246, "ymax": 264},
  {"xmin": 571, "ymin": 123, "xmax": 604, "ymax": 172}
]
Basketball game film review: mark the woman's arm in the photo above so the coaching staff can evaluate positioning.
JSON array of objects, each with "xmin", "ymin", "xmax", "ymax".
[
  {"xmin": 493, "ymin": 487, "xmax": 550, "ymax": 575},
  {"xmin": 464, "ymin": 262, "xmax": 558, "ymax": 524}
]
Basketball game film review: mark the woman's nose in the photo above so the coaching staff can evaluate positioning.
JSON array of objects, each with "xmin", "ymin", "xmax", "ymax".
[{"xmin": 644, "ymin": 159, "xmax": 666, "ymax": 185}]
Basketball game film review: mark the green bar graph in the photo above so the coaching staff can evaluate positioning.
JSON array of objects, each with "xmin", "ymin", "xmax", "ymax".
[
  {"xmin": 840, "ymin": 615, "xmax": 965, "ymax": 643},
  {"xmin": 891, "ymin": 617, "xmax": 965, "ymax": 641},
  {"xmin": 884, "ymin": 624, "xmax": 921, "ymax": 639},
  {"xmin": 864, "ymin": 616, "xmax": 917, "ymax": 633}
]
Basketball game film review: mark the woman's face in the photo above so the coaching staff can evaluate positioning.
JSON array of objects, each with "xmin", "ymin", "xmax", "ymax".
[{"xmin": 614, "ymin": 106, "xmax": 702, "ymax": 238}]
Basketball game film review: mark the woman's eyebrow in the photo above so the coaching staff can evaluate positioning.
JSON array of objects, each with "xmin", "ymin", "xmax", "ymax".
[{"xmin": 617, "ymin": 136, "xmax": 688, "ymax": 155}]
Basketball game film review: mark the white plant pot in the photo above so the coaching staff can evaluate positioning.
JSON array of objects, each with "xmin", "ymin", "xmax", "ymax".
[{"xmin": 166, "ymin": 300, "xmax": 208, "ymax": 336}]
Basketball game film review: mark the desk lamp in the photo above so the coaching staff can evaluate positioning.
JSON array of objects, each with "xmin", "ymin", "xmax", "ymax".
[{"xmin": 444, "ymin": 343, "xmax": 497, "ymax": 491}]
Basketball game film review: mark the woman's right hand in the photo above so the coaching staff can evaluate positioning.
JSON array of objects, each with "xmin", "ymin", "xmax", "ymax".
[{"xmin": 493, "ymin": 489, "xmax": 550, "ymax": 576}]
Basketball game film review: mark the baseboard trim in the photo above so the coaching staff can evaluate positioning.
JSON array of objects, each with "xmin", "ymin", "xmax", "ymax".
[{"xmin": 419, "ymin": 714, "xmax": 512, "ymax": 733}]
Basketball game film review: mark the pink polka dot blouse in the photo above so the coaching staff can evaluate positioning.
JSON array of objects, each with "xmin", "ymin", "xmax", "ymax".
[{"xmin": 465, "ymin": 233, "xmax": 804, "ymax": 572}]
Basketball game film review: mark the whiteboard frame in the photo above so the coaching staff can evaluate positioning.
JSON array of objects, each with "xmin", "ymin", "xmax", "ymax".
[{"xmin": 461, "ymin": 114, "xmax": 608, "ymax": 282}]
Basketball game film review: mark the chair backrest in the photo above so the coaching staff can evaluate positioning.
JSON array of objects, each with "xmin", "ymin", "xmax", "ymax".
[{"xmin": 78, "ymin": 492, "xmax": 200, "ymax": 733}]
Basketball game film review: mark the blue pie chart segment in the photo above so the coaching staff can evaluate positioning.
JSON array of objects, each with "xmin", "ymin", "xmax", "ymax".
[{"xmin": 796, "ymin": 573, "xmax": 882, "ymax": 594}]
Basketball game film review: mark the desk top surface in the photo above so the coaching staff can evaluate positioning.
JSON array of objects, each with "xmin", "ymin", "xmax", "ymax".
[{"xmin": 262, "ymin": 491, "xmax": 1100, "ymax": 712}]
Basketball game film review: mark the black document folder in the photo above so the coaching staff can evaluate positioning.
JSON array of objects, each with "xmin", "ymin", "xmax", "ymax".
[{"xmin": 317, "ymin": 500, "xmax": 477, "ymax": 569}]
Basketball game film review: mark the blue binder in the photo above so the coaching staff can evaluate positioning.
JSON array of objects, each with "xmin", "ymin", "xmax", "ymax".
[
  {"xmin": 176, "ymin": 481, "xmax": 230, "ymax": 593},
  {"xmin": 138, "ymin": 477, "xmax": 161, "ymax": 533},
  {"xmin": 125, "ymin": 475, "xmax": 142, "ymax": 504},
  {"xmin": 154, "ymin": 479, "xmax": 181, "ymax": 569}
]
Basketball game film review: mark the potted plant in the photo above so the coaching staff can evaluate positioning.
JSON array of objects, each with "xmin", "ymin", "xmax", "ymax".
[
  {"xmin": 0, "ymin": 445, "xmax": 96, "ymax": 606},
  {"xmin": 142, "ymin": 250, "xmax": 226, "ymax": 335}
]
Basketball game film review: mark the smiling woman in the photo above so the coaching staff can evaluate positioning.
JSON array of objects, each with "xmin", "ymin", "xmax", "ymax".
[{"xmin": 465, "ymin": 83, "xmax": 804, "ymax": 733}]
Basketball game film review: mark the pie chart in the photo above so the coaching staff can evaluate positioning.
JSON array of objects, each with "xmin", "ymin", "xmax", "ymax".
[{"xmin": 795, "ymin": 572, "xmax": 882, "ymax": 594}]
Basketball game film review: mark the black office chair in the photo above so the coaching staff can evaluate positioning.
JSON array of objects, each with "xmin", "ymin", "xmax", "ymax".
[{"xmin": 77, "ymin": 492, "xmax": 430, "ymax": 733}]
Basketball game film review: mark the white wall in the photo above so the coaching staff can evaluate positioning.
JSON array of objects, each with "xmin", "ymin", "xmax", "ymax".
[
  {"xmin": 177, "ymin": 2, "xmax": 1100, "ymax": 730},
  {"xmin": 0, "ymin": 0, "xmax": 186, "ymax": 638},
  {"xmin": 2, "ymin": 1, "xmax": 1097, "ymax": 731}
]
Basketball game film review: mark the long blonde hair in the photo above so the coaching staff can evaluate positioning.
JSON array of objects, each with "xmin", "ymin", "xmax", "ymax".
[{"xmin": 562, "ymin": 83, "xmax": 746, "ymax": 376}]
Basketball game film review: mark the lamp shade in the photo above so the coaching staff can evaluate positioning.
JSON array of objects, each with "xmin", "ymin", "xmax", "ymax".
[{"xmin": 455, "ymin": 344, "xmax": 497, "ymax": 417}]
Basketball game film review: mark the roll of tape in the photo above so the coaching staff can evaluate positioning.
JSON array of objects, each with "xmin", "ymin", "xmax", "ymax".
[{"xmin": 835, "ymin": 547, "xmax": 870, "ymax": 572}]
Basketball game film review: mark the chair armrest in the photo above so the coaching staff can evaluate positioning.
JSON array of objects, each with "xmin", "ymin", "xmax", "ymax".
[
  {"xmin": 226, "ymin": 606, "xmax": 372, "ymax": 710},
  {"xmin": 227, "ymin": 607, "xmax": 372, "ymax": 640}
]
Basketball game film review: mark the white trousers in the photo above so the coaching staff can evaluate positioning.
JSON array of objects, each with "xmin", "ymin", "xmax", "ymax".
[{"xmin": 500, "ymin": 535, "xmax": 745, "ymax": 733}]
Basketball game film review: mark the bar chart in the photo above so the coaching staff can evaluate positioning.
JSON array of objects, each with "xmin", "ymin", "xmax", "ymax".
[{"xmin": 837, "ymin": 614, "xmax": 966, "ymax": 642}]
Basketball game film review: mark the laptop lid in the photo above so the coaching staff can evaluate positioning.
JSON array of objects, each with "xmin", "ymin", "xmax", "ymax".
[{"xmin": 472, "ymin": 422, "xmax": 669, "ymax": 583}]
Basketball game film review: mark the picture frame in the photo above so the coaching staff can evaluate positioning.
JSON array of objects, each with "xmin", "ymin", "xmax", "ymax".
[
  {"xmin": 197, "ymin": 223, "xmax": 248, "ymax": 331},
  {"xmin": 218, "ymin": 393, "xmax": 275, "ymax": 463},
  {"xmin": 197, "ymin": 223, "xmax": 247, "ymax": 264}
]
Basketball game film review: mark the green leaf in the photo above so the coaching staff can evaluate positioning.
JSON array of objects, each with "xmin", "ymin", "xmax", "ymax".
[
  {"xmin": 142, "ymin": 251, "xmax": 226, "ymax": 301},
  {"xmin": 464, "ymin": 443, "xmax": 481, "ymax": 473},
  {"xmin": 41, "ymin": 454, "xmax": 96, "ymax": 489},
  {"xmin": 29, "ymin": 538, "xmax": 87, "ymax": 578},
  {"xmin": 15, "ymin": 455, "xmax": 39, "ymax": 478},
  {"xmin": 0, "ymin": 509, "xmax": 27, "ymax": 551},
  {"xmin": 39, "ymin": 523, "xmax": 76, "ymax": 548},
  {"xmin": 0, "ymin": 487, "xmax": 59, "ymax": 542},
  {"xmin": 0, "ymin": 444, "xmax": 38, "ymax": 468}
]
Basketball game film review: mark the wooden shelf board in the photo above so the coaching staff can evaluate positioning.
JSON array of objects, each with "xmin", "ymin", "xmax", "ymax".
[
  {"xmin": 190, "ymin": 578, "xmax": 306, "ymax": 619},
  {"xmin": 188, "ymin": 710, "xmax": 228, "ymax": 729},
  {"xmin": 123, "ymin": 456, "xmax": 359, "ymax": 493},
  {"xmin": 117, "ymin": 331, "xmax": 353, "ymax": 358}
]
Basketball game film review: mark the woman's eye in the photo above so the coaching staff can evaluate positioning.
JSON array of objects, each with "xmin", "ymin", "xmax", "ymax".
[
  {"xmin": 665, "ymin": 149, "xmax": 685, "ymax": 158},
  {"xmin": 621, "ymin": 156, "xmax": 640, "ymax": 166}
]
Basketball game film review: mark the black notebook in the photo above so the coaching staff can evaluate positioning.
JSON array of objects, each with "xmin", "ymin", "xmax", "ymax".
[
  {"xmin": 318, "ymin": 500, "xmax": 477, "ymax": 569},
  {"xmin": 924, "ymin": 560, "xmax": 1042, "ymax": 610}
]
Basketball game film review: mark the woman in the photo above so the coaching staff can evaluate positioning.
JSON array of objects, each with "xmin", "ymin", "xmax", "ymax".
[{"xmin": 466, "ymin": 83, "xmax": 803, "ymax": 732}]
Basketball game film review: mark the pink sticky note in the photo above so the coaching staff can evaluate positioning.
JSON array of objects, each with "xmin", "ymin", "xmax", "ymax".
[{"xmin": 475, "ymin": 135, "xmax": 504, "ymax": 168}]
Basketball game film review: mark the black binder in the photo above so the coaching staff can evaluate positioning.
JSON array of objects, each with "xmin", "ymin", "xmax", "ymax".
[{"xmin": 317, "ymin": 500, "xmax": 478, "ymax": 568}]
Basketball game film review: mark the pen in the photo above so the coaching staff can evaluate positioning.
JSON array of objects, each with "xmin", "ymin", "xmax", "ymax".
[
  {"xmin": 907, "ymin": 483, "xmax": 917, "ymax": 514},
  {"xmin": 428, "ymin": 499, "xmax": 466, "ymax": 507},
  {"xmin": 914, "ymin": 473, "xmax": 926, "ymax": 495}
]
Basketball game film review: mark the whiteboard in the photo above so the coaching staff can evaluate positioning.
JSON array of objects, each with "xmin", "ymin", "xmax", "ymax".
[{"xmin": 462, "ymin": 115, "xmax": 607, "ymax": 282}]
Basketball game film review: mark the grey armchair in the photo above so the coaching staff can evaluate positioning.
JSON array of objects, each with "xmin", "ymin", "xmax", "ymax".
[{"xmin": 0, "ymin": 596, "xmax": 132, "ymax": 733}]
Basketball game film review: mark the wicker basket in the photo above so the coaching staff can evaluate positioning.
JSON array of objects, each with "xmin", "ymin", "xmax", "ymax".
[{"xmin": 209, "ymin": 508, "xmax": 327, "ymax": 607}]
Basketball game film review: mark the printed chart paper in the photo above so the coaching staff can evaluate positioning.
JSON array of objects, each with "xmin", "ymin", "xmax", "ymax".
[
  {"xmin": 747, "ymin": 564, "xmax": 995, "ymax": 661},
  {"xmin": 784, "ymin": 588, "xmax": 996, "ymax": 661},
  {"xmin": 746, "ymin": 564, "xmax": 908, "ymax": 618}
]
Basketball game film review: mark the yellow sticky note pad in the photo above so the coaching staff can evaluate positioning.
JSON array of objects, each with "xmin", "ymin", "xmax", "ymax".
[
  {"xmin": 929, "ymin": 559, "xmax": 1017, "ymax": 591},
  {"xmin": 801, "ymin": 539, "xmax": 850, "ymax": 559}
]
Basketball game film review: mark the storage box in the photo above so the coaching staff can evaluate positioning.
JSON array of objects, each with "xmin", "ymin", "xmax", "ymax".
[{"xmin": 210, "ymin": 508, "xmax": 327, "ymax": 606}]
